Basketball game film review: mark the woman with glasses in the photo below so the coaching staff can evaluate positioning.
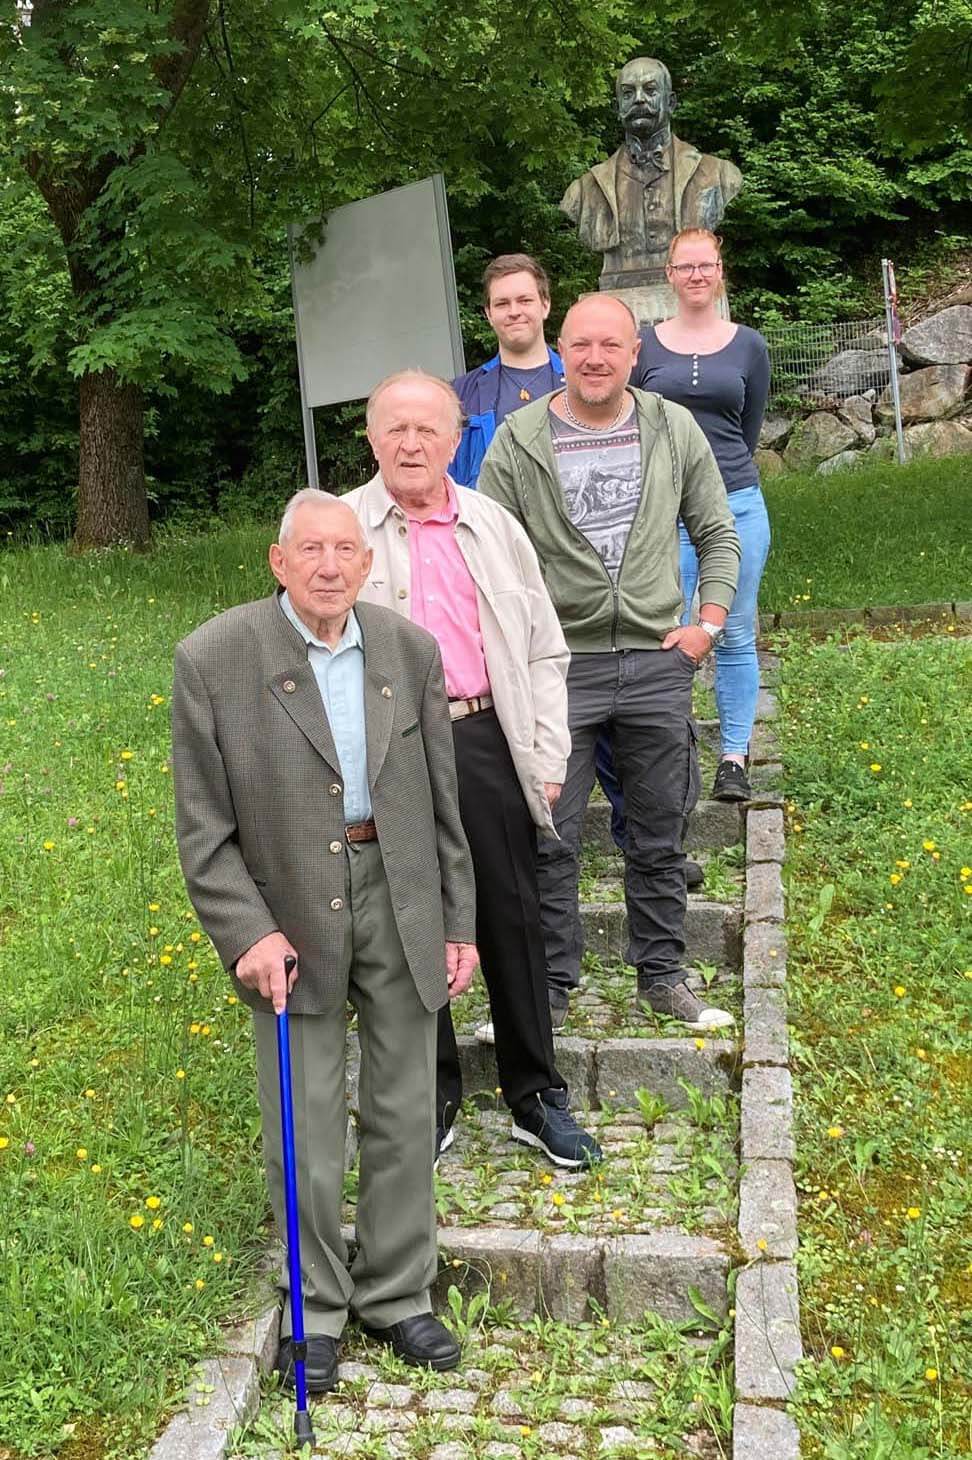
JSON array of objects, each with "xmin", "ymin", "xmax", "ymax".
[{"xmin": 635, "ymin": 227, "xmax": 770, "ymax": 801}]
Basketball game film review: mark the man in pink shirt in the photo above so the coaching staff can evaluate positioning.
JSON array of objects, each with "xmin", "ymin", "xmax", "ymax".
[{"xmin": 344, "ymin": 371, "xmax": 600, "ymax": 1170}]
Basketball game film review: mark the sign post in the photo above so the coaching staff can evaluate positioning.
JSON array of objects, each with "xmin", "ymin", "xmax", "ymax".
[
  {"xmin": 289, "ymin": 175, "xmax": 465, "ymax": 488},
  {"xmin": 881, "ymin": 258, "xmax": 907, "ymax": 465}
]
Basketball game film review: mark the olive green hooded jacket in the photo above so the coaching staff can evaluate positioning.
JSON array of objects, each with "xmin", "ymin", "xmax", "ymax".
[{"xmin": 477, "ymin": 387, "xmax": 741, "ymax": 653}]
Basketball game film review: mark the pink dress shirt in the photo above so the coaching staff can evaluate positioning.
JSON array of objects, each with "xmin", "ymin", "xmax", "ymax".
[{"xmin": 406, "ymin": 485, "xmax": 491, "ymax": 699}]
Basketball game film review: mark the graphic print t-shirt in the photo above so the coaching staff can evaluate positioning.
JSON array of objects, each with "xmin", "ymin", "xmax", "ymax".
[{"xmin": 550, "ymin": 400, "xmax": 642, "ymax": 580}]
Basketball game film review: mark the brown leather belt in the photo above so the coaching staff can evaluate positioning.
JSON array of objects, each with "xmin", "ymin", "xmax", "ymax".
[
  {"xmin": 449, "ymin": 693, "xmax": 494, "ymax": 722},
  {"xmin": 345, "ymin": 819, "xmax": 378, "ymax": 844}
]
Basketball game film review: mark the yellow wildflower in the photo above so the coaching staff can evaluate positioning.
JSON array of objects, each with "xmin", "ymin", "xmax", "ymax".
[
  {"xmin": 145, "ymin": 1196, "xmax": 161, "ymax": 1210},
  {"xmin": 830, "ymin": 1345, "xmax": 846, "ymax": 1359},
  {"xmin": 906, "ymin": 1206, "xmax": 921, "ymax": 1220},
  {"xmin": 129, "ymin": 1214, "xmax": 145, "ymax": 1230},
  {"xmin": 925, "ymin": 1368, "xmax": 938, "ymax": 1382},
  {"xmin": 827, "ymin": 1126, "xmax": 844, "ymax": 1139},
  {"xmin": 76, "ymin": 1148, "xmax": 88, "ymax": 1161},
  {"xmin": 894, "ymin": 986, "xmax": 907, "ymax": 998}
]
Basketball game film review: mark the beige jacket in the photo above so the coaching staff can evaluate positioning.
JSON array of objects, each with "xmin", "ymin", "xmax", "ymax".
[{"xmin": 343, "ymin": 473, "xmax": 570, "ymax": 835}]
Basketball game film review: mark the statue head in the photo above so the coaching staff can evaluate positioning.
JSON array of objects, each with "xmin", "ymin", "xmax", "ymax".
[{"xmin": 616, "ymin": 57, "xmax": 676, "ymax": 141}]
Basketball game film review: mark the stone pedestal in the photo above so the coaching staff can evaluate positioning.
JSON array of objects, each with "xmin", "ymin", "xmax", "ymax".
[{"xmin": 598, "ymin": 281, "xmax": 732, "ymax": 327}]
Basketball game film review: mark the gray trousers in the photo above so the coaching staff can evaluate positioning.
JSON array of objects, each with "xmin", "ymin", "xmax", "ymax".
[
  {"xmin": 252, "ymin": 840, "xmax": 437, "ymax": 1338},
  {"xmin": 538, "ymin": 648, "xmax": 700, "ymax": 994}
]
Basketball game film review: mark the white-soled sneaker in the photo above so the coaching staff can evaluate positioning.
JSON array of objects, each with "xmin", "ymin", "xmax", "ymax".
[
  {"xmin": 637, "ymin": 977, "xmax": 735, "ymax": 1029},
  {"xmin": 474, "ymin": 1020, "xmax": 495, "ymax": 1046}
]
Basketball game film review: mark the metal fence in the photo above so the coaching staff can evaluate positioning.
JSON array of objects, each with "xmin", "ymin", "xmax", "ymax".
[{"xmin": 762, "ymin": 316, "xmax": 892, "ymax": 408}]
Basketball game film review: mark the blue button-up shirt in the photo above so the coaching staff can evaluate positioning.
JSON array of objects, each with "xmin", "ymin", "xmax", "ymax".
[{"xmin": 280, "ymin": 592, "xmax": 372, "ymax": 823}]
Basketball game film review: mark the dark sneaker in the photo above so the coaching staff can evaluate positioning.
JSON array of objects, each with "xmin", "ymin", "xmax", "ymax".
[
  {"xmin": 712, "ymin": 759, "xmax": 751, "ymax": 802},
  {"xmin": 549, "ymin": 992, "xmax": 569, "ymax": 1031},
  {"xmin": 434, "ymin": 1122, "xmax": 455, "ymax": 1169},
  {"xmin": 277, "ymin": 1334, "xmax": 339, "ymax": 1394},
  {"xmin": 686, "ymin": 859, "xmax": 704, "ymax": 891},
  {"xmin": 511, "ymin": 1088, "xmax": 602, "ymax": 1168},
  {"xmin": 637, "ymin": 976, "xmax": 734, "ymax": 1030},
  {"xmin": 362, "ymin": 1313, "xmax": 460, "ymax": 1370}
]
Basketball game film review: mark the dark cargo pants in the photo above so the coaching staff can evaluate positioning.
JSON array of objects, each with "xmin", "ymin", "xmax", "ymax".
[{"xmin": 537, "ymin": 647, "xmax": 701, "ymax": 996}]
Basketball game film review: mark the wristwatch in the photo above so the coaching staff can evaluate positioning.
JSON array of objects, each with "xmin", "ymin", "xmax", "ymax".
[{"xmin": 698, "ymin": 619, "xmax": 726, "ymax": 647}]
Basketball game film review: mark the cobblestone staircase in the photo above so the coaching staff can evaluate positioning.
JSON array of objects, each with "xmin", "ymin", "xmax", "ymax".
[{"xmin": 179, "ymin": 662, "xmax": 804, "ymax": 1460}]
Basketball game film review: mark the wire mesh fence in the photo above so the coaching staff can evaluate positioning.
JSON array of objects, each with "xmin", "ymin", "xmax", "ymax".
[{"xmin": 762, "ymin": 316, "xmax": 893, "ymax": 408}]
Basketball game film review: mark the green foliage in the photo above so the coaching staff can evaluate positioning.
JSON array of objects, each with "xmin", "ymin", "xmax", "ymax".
[{"xmin": 0, "ymin": 0, "xmax": 968, "ymax": 532}]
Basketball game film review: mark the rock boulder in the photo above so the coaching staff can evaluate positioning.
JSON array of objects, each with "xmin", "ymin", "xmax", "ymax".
[
  {"xmin": 876, "ymin": 363, "xmax": 971, "ymax": 423},
  {"xmin": 783, "ymin": 412, "xmax": 857, "ymax": 471},
  {"xmin": 903, "ymin": 419, "xmax": 972, "ymax": 458},
  {"xmin": 837, "ymin": 394, "xmax": 876, "ymax": 444},
  {"xmin": 816, "ymin": 349, "xmax": 889, "ymax": 398},
  {"xmin": 754, "ymin": 448, "xmax": 786, "ymax": 477},
  {"xmin": 759, "ymin": 414, "xmax": 791, "ymax": 449},
  {"xmin": 901, "ymin": 305, "xmax": 972, "ymax": 366},
  {"xmin": 816, "ymin": 449, "xmax": 864, "ymax": 476}
]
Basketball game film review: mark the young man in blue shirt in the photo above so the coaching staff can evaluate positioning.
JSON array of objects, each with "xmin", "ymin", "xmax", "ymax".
[{"xmin": 450, "ymin": 254, "xmax": 565, "ymax": 488}]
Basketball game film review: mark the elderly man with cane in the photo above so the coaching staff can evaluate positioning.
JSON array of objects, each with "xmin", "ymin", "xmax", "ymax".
[{"xmin": 171, "ymin": 491, "xmax": 478, "ymax": 1397}]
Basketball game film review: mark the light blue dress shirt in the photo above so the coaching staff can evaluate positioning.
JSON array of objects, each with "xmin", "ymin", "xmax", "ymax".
[{"xmin": 280, "ymin": 592, "xmax": 372, "ymax": 823}]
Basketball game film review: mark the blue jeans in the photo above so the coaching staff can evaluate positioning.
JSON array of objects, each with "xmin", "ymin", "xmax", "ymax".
[
  {"xmin": 679, "ymin": 483, "xmax": 770, "ymax": 757},
  {"xmin": 595, "ymin": 484, "xmax": 770, "ymax": 839}
]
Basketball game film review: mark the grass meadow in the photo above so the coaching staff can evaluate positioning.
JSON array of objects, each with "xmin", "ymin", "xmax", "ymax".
[
  {"xmin": 0, "ymin": 475, "xmax": 969, "ymax": 1459},
  {"xmin": 761, "ymin": 454, "xmax": 972, "ymax": 613}
]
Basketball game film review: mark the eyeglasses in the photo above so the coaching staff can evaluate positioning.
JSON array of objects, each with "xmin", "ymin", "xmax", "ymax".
[{"xmin": 669, "ymin": 261, "xmax": 719, "ymax": 278}]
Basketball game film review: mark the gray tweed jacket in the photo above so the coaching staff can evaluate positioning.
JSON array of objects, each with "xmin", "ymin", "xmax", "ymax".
[{"xmin": 171, "ymin": 593, "xmax": 476, "ymax": 1015}]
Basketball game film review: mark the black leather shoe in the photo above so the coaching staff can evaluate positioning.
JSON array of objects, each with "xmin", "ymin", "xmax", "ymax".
[
  {"xmin": 686, "ymin": 859, "xmax": 704, "ymax": 890},
  {"xmin": 277, "ymin": 1333, "xmax": 339, "ymax": 1393},
  {"xmin": 362, "ymin": 1313, "xmax": 460, "ymax": 1370}
]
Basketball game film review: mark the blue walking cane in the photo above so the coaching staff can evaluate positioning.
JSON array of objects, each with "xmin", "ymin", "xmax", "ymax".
[{"xmin": 277, "ymin": 953, "xmax": 316, "ymax": 1451}]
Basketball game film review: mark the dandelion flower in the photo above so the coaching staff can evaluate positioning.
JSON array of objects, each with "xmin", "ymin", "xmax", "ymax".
[
  {"xmin": 189, "ymin": 931, "xmax": 201, "ymax": 943},
  {"xmin": 84, "ymin": 1088, "xmax": 95, "ymax": 1098},
  {"xmin": 202, "ymin": 1234, "xmax": 214, "ymax": 1247},
  {"xmin": 859, "ymin": 741, "xmax": 869, "ymax": 750},
  {"xmin": 148, "ymin": 902, "xmax": 160, "ymax": 912},
  {"xmin": 145, "ymin": 1196, "xmax": 161, "ymax": 1210},
  {"xmin": 152, "ymin": 1218, "xmax": 164, "ymax": 1231},
  {"xmin": 903, "ymin": 798, "xmax": 913, "ymax": 808},
  {"xmin": 827, "ymin": 1126, "xmax": 844, "ymax": 1139},
  {"xmin": 906, "ymin": 1207, "xmax": 921, "ymax": 1220},
  {"xmin": 830, "ymin": 1345, "xmax": 846, "ymax": 1359},
  {"xmin": 694, "ymin": 1037, "xmax": 705, "ymax": 1050},
  {"xmin": 551, "ymin": 1192, "xmax": 565, "ymax": 1207},
  {"xmin": 159, "ymin": 954, "xmax": 172, "ymax": 966},
  {"xmin": 0, "ymin": 1137, "xmax": 9, "ymax": 1151},
  {"xmin": 894, "ymin": 986, "xmax": 907, "ymax": 998},
  {"xmin": 922, "ymin": 840, "xmax": 936, "ymax": 852},
  {"xmin": 756, "ymin": 1238, "xmax": 768, "ymax": 1252},
  {"xmin": 213, "ymin": 1251, "xmax": 223, "ymax": 1263},
  {"xmin": 91, "ymin": 1163, "xmax": 102, "ymax": 1174},
  {"xmin": 129, "ymin": 1214, "xmax": 145, "ymax": 1230},
  {"xmin": 925, "ymin": 1367, "xmax": 938, "ymax": 1382},
  {"xmin": 183, "ymin": 1223, "xmax": 194, "ymax": 1234},
  {"xmin": 76, "ymin": 1148, "xmax": 88, "ymax": 1161},
  {"xmin": 194, "ymin": 1278, "xmax": 205, "ymax": 1290},
  {"xmin": 176, "ymin": 1069, "xmax": 186, "ymax": 1080},
  {"xmin": 896, "ymin": 860, "xmax": 910, "ymax": 869},
  {"xmin": 889, "ymin": 874, "xmax": 902, "ymax": 886},
  {"xmin": 42, "ymin": 840, "xmax": 55, "ymax": 851},
  {"xmin": 869, "ymin": 764, "xmax": 881, "ymax": 774}
]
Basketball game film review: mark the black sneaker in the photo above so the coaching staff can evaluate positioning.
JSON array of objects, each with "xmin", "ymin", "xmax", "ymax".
[
  {"xmin": 511, "ymin": 1089, "xmax": 602, "ymax": 1168},
  {"xmin": 549, "ymin": 992, "xmax": 569, "ymax": 1031},
  {"xmin": 712, "ymin": 759, "xmax": 751, "ymax": 802},
  {"xmin": 686, "ymin": 859, "xmax": 704, "ymax": 891}
]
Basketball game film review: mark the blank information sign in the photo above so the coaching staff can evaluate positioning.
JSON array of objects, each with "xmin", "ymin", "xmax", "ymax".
[{"xmin": 289, "ymin": 174, "xmax": 465, "ymax": 409}]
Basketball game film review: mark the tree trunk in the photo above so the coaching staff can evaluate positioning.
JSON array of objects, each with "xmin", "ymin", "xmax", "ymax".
[{"xmin": 73, "ymin": 370, "xmax": 151, "ymax": 550}]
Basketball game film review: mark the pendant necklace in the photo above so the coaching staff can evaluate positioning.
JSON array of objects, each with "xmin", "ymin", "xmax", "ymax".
[
  {"xmin": 561, "ymin": 391, "xmax": 630, "ymax": 432},
  {"xmin": 502, "ymin": 360, "xmax": 555, "ymax": 403}
]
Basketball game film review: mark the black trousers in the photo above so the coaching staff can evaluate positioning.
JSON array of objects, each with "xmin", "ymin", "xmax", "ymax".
[
  {"xmin": 437, "ymin": 709, "xmax": 565, "ymax": 1128},
  {"xmin": 538, "ymin": 648, "xmax": 700, "ymax": 995}
]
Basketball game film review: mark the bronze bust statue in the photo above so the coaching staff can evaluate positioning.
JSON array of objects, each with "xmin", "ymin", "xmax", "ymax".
[{"xmin": 561, "ymin": 57, "xmax": 742, "ymax": 319}]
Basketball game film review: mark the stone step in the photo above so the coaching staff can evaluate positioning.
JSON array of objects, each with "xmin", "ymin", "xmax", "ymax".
[
  {"xmin": 455, "ymin": 1033, "xmax": 737, "ymax": 1110},
  {"xmin": 581, "ymin": 895, "xmax": 742, "ymax": 968},
  {"xmin": 583, "ymin": 795, "xmax": 744, "ymax": 855},
  {"xmin": 435, "ymin": 1223, "xmax": 729, "ymax": 1327}
]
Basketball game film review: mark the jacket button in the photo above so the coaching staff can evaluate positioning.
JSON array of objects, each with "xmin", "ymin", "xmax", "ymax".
[
  {"xmin": 381, "ymin": 686, "xmax": 392, "ymax": 698},
  {"xmin": 329, "ymin": 840, "xmax": 342, "ymax": 854},
  {"xmin": 330, "ymin": 897, "xmax": 343, "ymax": 911},
  {"xmin": 398, "ymin": 525, "xmax": 407, "ymax": 537},
  {"xmin": 397, "ymin": 588, "xmax": 407, "ymax": 600},
  {"xmin": 282, "ymin": 679, "xmax": 296, "ymax": 693},
  {"xmin": 328, "ymin": 783, "xmax": 341, "ymax": 796}
]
